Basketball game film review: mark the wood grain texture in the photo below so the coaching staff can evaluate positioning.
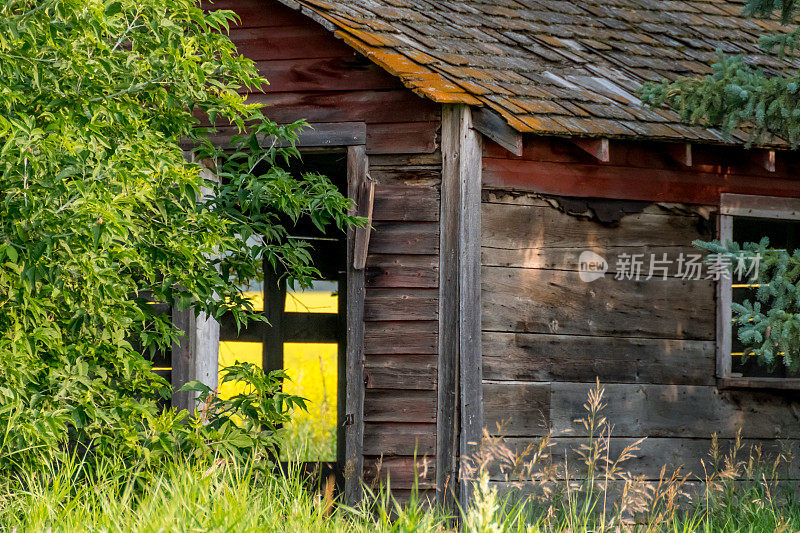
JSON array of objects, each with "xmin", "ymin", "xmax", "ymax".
[
  {"xmin": 364, "ymin": 321, "xmax": 438, "ymax": 355},
  {"xmin": 481, "ymin": 201, "xmax": 711, "ymax": 271},
  {"xmin": 363, "ymin": 423, "xmax": 436, "ymax": 455},
  {"xmin": 364, "ymin": 288, "xmax": 439, "ymax": 321},
  {"xmin": 367, "ymin": 122, "xmax": 439, "ymax": 155},
  {"xmin": 372, "ymin": 186, "xmax": 440, "ymax": 222},
  {"xmin": 482, "ymin": 332, "xmax": 715, "ymax": 386},
  {"xmin": 364, "ymin": 456, "xmax": 437, "ymax": 489},
  {"xmin": 549, "ymin": 382, "xmax": 800, "ymax": 439},
  {"xmin": 483, "ymin": 382, "xmax": 550, "ymax": 437},
  {"xmin": 369, "ymin": 222, "xmax": 439, "ymax": 255},
  {"xmin": 365, "ymin": 254, "xmax": 439, "ymax": 288},
  {"xmin": 364, "ymin": 389, "xmax": 437, "ymax": 423},
  {"xmin": 365, "ymin": 355, "xmax": 437, "ymax": 390},
  {"xmin": 481, "ymin": 266, "xmax": 715, "ymax": 340}
]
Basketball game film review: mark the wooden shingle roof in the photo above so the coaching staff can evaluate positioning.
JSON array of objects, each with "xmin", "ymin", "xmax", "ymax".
[{"xmin": 275, "ymin": 0, "xmax": 800, "ymax": 144}]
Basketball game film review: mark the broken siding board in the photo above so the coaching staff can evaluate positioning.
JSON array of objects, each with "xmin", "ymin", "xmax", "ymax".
[
  {"xmin": 369, "ymin": 222, "xmax": 439, "ymax": 255},
  {"xmin": 481, "ymin": 266, "xmax": 715, "ymax": 340},
  {"xmin": 364, "ymin": 288, "xmax": 439, "ymax": 321},
  {"xmin": 365, "ymin": 355, "xmax": 438, "ymax": 390},
  {"xmin": 365, "ymin": 254, "xmax": 439, "ymax": 288},
  {"xmin": 364, "ymin": 389, "xmax": 438, "ymax": 423},
  {"xmin": 549, "ymin": 382, "xmax": 800, "ymax": 439},
  {"xmin": 481, "ymin": 201, "xmax": 712, "ymax": 271},
  {"xmin": 482, "ymin": 332, "xmax": 715, "ymax": 386},
  {"xmin": 363, "ymin": 423, "xmax": 437, "ymax": 455},
  {"xmin": 483, "ymin": 382, "xmax": 551, "ymax": 437},
  {"xmin": 365, "ymin": 320, "xmax": 438, "ymax": 354}
]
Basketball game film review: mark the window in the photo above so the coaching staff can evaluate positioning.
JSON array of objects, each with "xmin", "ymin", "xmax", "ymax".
[{"xmin": 717, "ymin": 193, "xmax": 800, "ymax": 388}]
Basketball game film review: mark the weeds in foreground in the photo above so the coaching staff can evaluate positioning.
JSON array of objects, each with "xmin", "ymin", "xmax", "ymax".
[{"xmin": 3, "ymin": 381, "xmax": 800, "ymax": 532}]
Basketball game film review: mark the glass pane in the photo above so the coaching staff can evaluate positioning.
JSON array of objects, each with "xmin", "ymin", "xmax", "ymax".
[
  {"xmin": 285, "ymin": 280, "xmax": 338, "ymax": 313},
  {"xmin": 218, "ymin": 341, "xmax": 263, "ymax": 399},
  {"xmin": 279, "ymin": 342, "xmax": 338, "ymax": 462}
]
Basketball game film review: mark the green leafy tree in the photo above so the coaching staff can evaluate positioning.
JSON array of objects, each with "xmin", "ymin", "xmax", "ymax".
[
  {"xmin": 642, "ymin": 0, "xmax": 800, "ymax": 145},
  {"xmin": 0, "ymin": 0, "xmax": 357, "ymax": 474}
]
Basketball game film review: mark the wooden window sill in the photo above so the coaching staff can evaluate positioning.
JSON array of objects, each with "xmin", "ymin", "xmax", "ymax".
[{"xmin": 717, "ymin": 377, "xmax": 800, "ymax": 390}]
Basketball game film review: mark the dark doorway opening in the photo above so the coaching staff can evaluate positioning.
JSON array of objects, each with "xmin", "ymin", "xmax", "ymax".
[{"xmin": 218, "ymin": 151, "xmax": 349, "ymax": 486}]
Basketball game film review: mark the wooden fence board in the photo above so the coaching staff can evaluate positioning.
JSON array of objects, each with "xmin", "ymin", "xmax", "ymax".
[
  {"xmin": 364, "ymin": 456, "xmax": 437, "ymax": 490},
  {"xmin": 369, "ymin": 222, "xmax": 439, "ymax": 255},
  {"xmin": 372, "ymin": 186, "xmax": 440, "ymax": 222},
  {"xmin": 366, "ymin": 254, "xmax": 439, "ymax": 288},
  {"xmin": 367, "ymin": 122, "xmax": 439, "ymax": 155}
]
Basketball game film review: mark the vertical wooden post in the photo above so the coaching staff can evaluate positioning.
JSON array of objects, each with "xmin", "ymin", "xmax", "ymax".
[
  {"xmin": 438, "ymin": 104, "xmax": 483, "ymax": 509},
  {"xmin": 344, "ymin": 145, "xmax": 367, "ymax": 505},
  {"xmin": 172, "ymin": 157, "xmax": 220, "ymax": 412},
  {"xmin": 171, "ymin": 309, "xmax": 220, "ymax": 412},
  {"xmin": 716, "ymin": 212, "xmax": 733, "ymax": 379}
]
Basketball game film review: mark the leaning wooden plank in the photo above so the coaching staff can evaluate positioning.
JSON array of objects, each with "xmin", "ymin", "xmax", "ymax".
[
  {"xmin": 472, "ymin": 106, "xmax": 523, "ymax": 156},
  {"xmin": 481, "ymin": 266, "xmax": 715, "ymax": 340},
  {"xmin": 352, "ymin": 179, "xmax": 375, "ymax": 270},
  {"xmin": 481, "ymin": 332, "xmax": 715, "ymax": 386},
  {"xmin": 483, "ymin": 382, "xmax": 550, "ymax": 437},
  {"xmin": 549, "ymin": 382, "xmax": 800, "ymax": 439}
]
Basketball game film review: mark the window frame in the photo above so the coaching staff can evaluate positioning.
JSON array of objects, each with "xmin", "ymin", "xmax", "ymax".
[{"xmin": 717, "ymin": 193, "xmax": 800, "ymax": 390}]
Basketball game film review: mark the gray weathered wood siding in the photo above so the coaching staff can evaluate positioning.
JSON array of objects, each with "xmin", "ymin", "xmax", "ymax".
[{"xmin": 480, "ymin": 189, "xmax": 800, "ymax": 482}]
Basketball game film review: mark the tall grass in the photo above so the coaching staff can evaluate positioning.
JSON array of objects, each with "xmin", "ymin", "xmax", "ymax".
[{"xmin": 3, "ymin": 382, "xmax": 800, "ymax": 532}]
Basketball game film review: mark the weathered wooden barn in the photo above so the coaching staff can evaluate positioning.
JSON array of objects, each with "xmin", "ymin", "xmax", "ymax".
[{"xmin": 179, "ymin": 0, "xmax": 800, "ymax": 504}]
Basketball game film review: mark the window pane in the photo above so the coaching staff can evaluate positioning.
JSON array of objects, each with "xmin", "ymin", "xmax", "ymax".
[
  {"xmin": 279, "ymin": 342, "xmax": 338, "ymax": 462},
  {"xmin": 218, "ymin": 341, "xmax": 263, "ymax": 399},
  {"xmin": 285, "ymin": 280, "xmax": 338, "ymax": 313}
]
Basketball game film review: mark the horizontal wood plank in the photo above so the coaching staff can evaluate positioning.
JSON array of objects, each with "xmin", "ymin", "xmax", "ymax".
[
  {"xmin": 365, "ymin": 320, "xmax": 438, "ymax": 354},
  {"xmin": 364, "ymin": 456, "xmax": 436, "ymax": 489},
  {"xmin": 231, "ymin": 26, "xmax": 353, "ymax": 61},
  {"xmin": 367, "ymin": 122, "xmax": 439, "ymax": 155},
  {"xmin": 481, "ymin": 266, "xmax": 715, "ymax": 340},
  {"xmin": 365, "ymin": 288, "xmax": 439, "ymax": 321},
  {"xmin": 365, "ymin": 389, "xmax": 437, "ymax": 423},
  {"xmin": 482, "ymin": 332, "xmax": 715, "ymax": 386},
  {"xmin": 481, "ymin": 201, "xmax": 711, "ymax": 271},
  {"xmin": 363, "ymin": 423, "xmax": 436, "ymax": 455},
  {"xmin": 549, "ymin": 382, "xmax": 800, "ymax": 439},
  {"xmin": 257, "ymin": 57, "xmax": 402, "ymax": 93},
  {"xmin": 366, "ymin": 254, "xmax": 439, "ymax": 288},
  {"xmin": 372, "ymin": 186, "xmax": 440, "ymax": 222},
  {"xmin": 369, "ymin": 222, "xmax": 439, "ymax": 255},
  {"xmin": 365, "ymin": 355, "xmax": 437, "ymax": 390},
  {"xmin": 483, "ymin": 382, "xmax": 550, "ymax": 437}
]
